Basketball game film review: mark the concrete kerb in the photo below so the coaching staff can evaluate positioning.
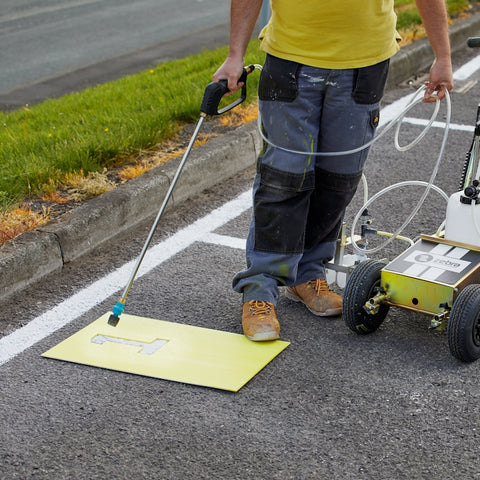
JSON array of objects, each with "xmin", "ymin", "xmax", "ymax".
[
  {"xmin": 38, "ymin": 123, "xmax": 261, "ymax": 264},
  {"xmin": 0, "ymin": 121, "xmax": 262, "ymax": 301},
  {"xmin": 1, "ymin": 13, "xmax": 479, "ymax": 301}
]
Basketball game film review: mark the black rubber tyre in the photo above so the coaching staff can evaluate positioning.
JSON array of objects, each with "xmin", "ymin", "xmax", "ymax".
[
  {"xmin": 343, "ymin": 259, "xmax": 389, "ymax": 335},
  {"xmin": 447, "ymin": 284, "xmax": 480, "ymax": 362}
]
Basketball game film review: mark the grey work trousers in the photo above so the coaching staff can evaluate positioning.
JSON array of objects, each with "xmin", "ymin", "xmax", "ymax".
[{"xmin": 233, "ymin": 55, "xmax": 389, "ymax": 304}]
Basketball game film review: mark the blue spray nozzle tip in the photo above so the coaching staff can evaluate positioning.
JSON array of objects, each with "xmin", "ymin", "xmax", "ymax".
[
  {"xmin": 112, "ymin": 301, "xmax": 125, "ymax": 317},
  {"xmin": 108, "ymin": 302, "xmax": 125, "ymax": 327}
]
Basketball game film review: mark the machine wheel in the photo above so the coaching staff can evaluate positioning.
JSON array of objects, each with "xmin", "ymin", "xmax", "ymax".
[
  {"xmin": 343, "ymin": 259, "xmax": 389, "ymax": 335},
  {"xmin": 447, "ymin": 284, "xmax": 480, "ymax": 362}
]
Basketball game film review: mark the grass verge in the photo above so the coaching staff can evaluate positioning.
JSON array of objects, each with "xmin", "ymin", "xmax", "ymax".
[
  {"xmin": 397, "ymin": 0, "xmax": 475, "ymax": 44},
  {"xmin": 0, "ymin": 42, "xmax": 263, "ymax": 212}
]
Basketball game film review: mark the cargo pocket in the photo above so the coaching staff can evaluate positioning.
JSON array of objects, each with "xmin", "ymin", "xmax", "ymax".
[
  {"xmin": 258, "ymin": 54, "xmax": 301, "ymax": 102},
  {"xmin": 352, "ymin": 59, "xmax": 390, "ymax": 105}
]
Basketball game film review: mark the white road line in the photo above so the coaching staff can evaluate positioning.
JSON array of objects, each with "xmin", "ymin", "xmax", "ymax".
[
  {"xmin": 200, "ymin": 232, "xmax": 247, "ymax": 250},
  {"xmin": 0, "ymin": 0, "xmax": 100, "ymax": 24},
  {"xmin": 0, "ymin": 191, "xmax": 252, "ymax": 366},
  {"xmin": 401, "ymin": 118, "xmax": 474, "ymax": 132},
  {"xmin": 453, "ymin": 54, "xmax": 480, "ymax": 81}
]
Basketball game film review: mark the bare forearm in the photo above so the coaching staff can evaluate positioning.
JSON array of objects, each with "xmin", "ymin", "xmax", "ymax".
[
  {"xmin": 414, "ymin": 0, "xmax": 453, "ymax": 99},
  {"xmin": 415, "ymin": 0, "xmax": 451, "ymax": 60},
  {"xmin": 228, "ymin": 0, "xmax": 264, "ymax": 61}
]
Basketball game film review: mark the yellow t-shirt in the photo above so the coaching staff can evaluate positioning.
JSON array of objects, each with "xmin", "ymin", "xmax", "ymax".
[{"xmin": 259, "ymin": 0, "xmax": 400, "ymax": 69}]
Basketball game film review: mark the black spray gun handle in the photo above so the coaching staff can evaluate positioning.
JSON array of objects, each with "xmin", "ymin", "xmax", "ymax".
[{"xmin": 200, "ymin": 64, "xmax": 255, "ymax": 116}]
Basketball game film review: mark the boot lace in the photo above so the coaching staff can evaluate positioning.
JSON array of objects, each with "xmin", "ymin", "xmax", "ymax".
[
  {"xmin": 248, "ymin": 300, "xmax": 272, "ymax": 315},
  {"xmin": 308, "ymin": 279, "xmax": 329, "ymax": 294}
]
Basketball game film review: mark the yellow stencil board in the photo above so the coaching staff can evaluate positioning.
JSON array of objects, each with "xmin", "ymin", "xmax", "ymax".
[{"xmin": 42, "ymin": 313, "xmax": 289, "ymax": 392}]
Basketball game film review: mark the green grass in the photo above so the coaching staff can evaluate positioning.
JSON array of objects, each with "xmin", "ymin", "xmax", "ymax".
[
  {"xmin": 395, "ymin": 0, "xmax": 473, "ymax": 30},
  {"xmin": 445, "ymin": 0, "xmax": 472, "ymax": 16},
  {"xmin": 396, "ymin": 8, "xmax": 423, "ymax": 30},
  {"xmin": 0, "ymin": 42, "xmax": 263, "ymax": 209},
  {"xmin": 0, "ymin": 1, "xmax": 477, "ymax": 211}
]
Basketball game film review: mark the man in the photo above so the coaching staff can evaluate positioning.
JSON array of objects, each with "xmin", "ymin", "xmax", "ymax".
[{"xmin": 213, "ymin": 0, "xmax": 453, "ymax": 341}]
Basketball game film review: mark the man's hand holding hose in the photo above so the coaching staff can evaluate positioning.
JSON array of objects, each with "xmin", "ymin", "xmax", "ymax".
[{"xmin": 415, "ymin": 0, "xmax": 454, "ymax": 102}]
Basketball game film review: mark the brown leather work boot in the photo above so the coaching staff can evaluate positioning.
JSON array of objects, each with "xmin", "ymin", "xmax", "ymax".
[
  {"xmin": 285, "ymin": 279, "xmax": 342, "ymax": 317},
  {"xmin": 242, "ymin": 300, "xmax": 280, "ymax": 342}
]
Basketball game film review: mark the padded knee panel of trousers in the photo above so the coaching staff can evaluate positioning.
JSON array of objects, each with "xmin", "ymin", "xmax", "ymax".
[
  {"xmin": 304, "ymin": 167, "xmax": 362, "ymax": 250},
  {"xmin": 254, "ymin": 163, "xmax": 315, "ymax": 255}
]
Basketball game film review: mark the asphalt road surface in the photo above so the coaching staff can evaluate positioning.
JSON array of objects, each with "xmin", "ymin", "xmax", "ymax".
[
  {"xmin": 0, "ymin": 0, "xmax": 230, "ymax": 109},
  {"xmin": 1, "ymin": 46, "xmax": 480, "ymax": 479}
]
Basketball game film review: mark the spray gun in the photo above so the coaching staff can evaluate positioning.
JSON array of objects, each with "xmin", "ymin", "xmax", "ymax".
[{"xmin": 108, "ymin": 65, "xmax": 257, "ymax": 327}]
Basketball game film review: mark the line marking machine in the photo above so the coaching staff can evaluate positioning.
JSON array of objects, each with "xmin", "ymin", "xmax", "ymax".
[{"xmin": 339, "ymin": 37, "xmax": 480, "ymax": 363}]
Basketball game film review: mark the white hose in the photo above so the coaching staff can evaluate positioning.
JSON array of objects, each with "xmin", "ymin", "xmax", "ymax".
[
  {"xmin": 351, "ymin": 180, "xmax": 450, "ymax": 254},
  {"xmin": 254, "ymin": 79, "xmax": 451, "ymax": 255},
  {"xmin": 257, "ymin": 84, "xmax": 439, "ymax": 157},
  {"xmin": 350, "ymin": 89, "xmax": 451, "ymax": 254},
  {"xmin": 393, "ymin": 90, "xmax": 441, "ymax": 151},
  {"xmin": 436, "ymin": 219, "xmax": 446, "ymax": 237},
  {"xmin": 360, "ymin": 173, "xmax": 368, "ymax": 205}
]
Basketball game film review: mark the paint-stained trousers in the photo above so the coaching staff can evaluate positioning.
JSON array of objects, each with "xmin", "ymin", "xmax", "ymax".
[{"xmin": 233, "ymin": 55, "xmax": 390, "ymax": 304}]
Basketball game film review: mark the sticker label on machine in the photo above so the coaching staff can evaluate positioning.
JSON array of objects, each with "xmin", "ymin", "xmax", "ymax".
[{"xmin": 384, "ymin": 240, "xmax": 480, "ymax": 285}]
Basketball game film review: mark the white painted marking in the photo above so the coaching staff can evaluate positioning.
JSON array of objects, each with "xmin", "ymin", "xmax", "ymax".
[
  {"xmin": 453, "ymin": 55, "xmax": 480, "ymax": 81},
  {"xmin": 91, "ymin": 335, "xmax": 168, "ymax": 355},
  {"xmin": 0, "ymin": 0, "xmax": 101, "ymax": 24},
  {"xmin": 0, "ymin": 191, "xmax": 252, "ymax": 367},
  {"xmin": 401, "ymin": 118, "xmax": 474, "ymax": 132},
  {"xmin": 200, "ymin": 232, "xmax": 246, "ymax": 250}
]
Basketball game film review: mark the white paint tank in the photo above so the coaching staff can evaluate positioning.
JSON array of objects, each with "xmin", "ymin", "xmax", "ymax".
[{"xmin": 444, "ymin": 190, "xmax": 480, "ymax": 248}]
